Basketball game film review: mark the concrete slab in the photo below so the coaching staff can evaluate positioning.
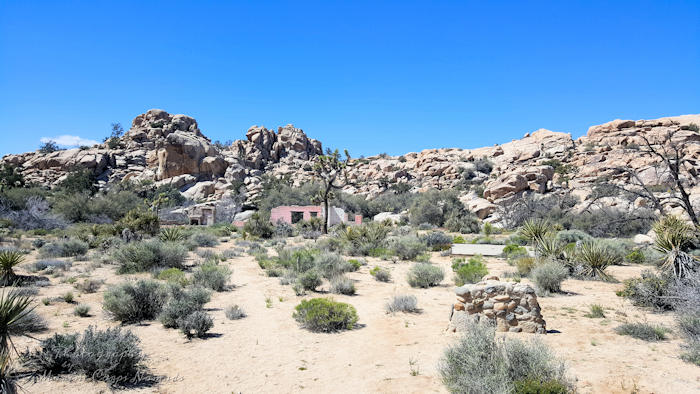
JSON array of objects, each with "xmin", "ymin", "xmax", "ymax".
[{"xmin": 450, "ymin": 244, "xmax": 535, "ymax": 257}]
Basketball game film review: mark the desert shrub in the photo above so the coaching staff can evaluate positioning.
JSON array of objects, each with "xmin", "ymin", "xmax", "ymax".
[
  {"xmin": 74, "ymin": 304, "xmax": 91, "ymax": 317},
  {"xmin": 159, "ymin": 295, "xmax": 202, "ymax": 329},
  {"xmin": 273, "ymin": 221, "xmax": 295, "ymax": 238},
  {"xmin": 555, "ymin": 229, "xmax": 592, "ymax": 244},
  {"xmin": 188, "ymin": 232, "xmax": 219, "ymax": 247},
  {"xmin": 221, "ymin": 248, "xmax": 243, "ymax": 259},
  {"xmin": 243, "ymin": 213, "xmax": 274, "ymax": 239},
  {"xmin": 71, "ymin": 326, "xmax": 145, "ymax": 384},
  {"xmin": 296, "ymin": 270, "xmax": 322, "ymax": 291},
  {"xmin": 74, "ymin": 279, "xmax": 103, "ymax": 294},
  {"xmin": 444, "ymin": 214, "xmax": 481, "ymax": 234},
  {"xmin": 503, "ymin": 244, "xmax": 528, "ymax": 260},
  {"xmin": 391, "ymin": 235, "xmax": 427, "ymax": 260},
  {"xmin": 452, "ymin": 255, "xmax": 488, "ymax": 286},
  {"xmin": 625, "ymin": 248, "xmax": 646, "ymax": 265},
  {"xmin": 340, "ymin": 222, "xmax": 391, "ymax": 256},
  {"xmin": 112, "ymin": 239, "xmax": 186, "ymax": 273},
  {"xmin": 225, "ymin": 305, "xmax": 246, "ymax": 320},
  {"xmin": 438, "ymin": 319, "xmax": 571, "ymax": 393},
  {"xmin": 347, "ymin": 259, "xmax": 363, "ymax": 271},
  {"xmin": 12, "ymin": 310, "xmax": 48, "ymax": 334},
  {"xmin": 21, "ymin": 333, "xmax": 78, "ymax": 375},
  {"xmin": 62, "ymin": 292, "xmax": 74, "ymax": 303},
  {"xmin": 422, "ymin": 231, "xmax": 452, "ymax": 251},
  {"xmin": 385, "ymin": 294, "xmax": 418, "ymax": 313},
  {"xmin": 179, "ymin": 311, "xmax": 213, "ymax": 339},
  {"xmin": 39, "ymin": 239, "xmax": 88, "ymax": 258},
  {"xmin": 314, "ymin": 251, "xmax": 353, "ymax": 279},
  {"xmin": 407, "ymin": 263, "xmax": 444, "ymax": 288},
  {"xmin": 513, "ymin": 378, "xmax": 569, "ymax": 394},
  {"xmin": 615, "ymin": 322, "xmax": 669, "ymax": 341},
  {"xmin": 293, "ymin": 298, "xmax": 358, "ymax": 332},
  {"xmin": 117, "ymin": 209, "xmax": 160, "ymax": 236},
  {"xmin": 370, "ymin": 266, "xmax": 391, "ymax": 282},
  {"xmin": 102, "ymin": 280, "xmax": 167, "ymax": 323},
  {"xmin": 515, "ymin": 257, "xmax": 536, "ymax": 276},
  {"xmin": 617, "ymin": 270, "xmax": 674, "ymax": 310},
  {"xmin": 530, "ymin": 261, "xmax": 568, "ymax": 295},
  {"xmin": 330, "ymin": 276, "xmax": 356, "ymax": 295},
  {"xmin": 156, "ymin": 267, "xmax": 189, "ymax": 286},
  {"xmin": 192, "ymin": 262, "xmax": 231, "ymax": 291},
  {"xmin": 31, "ymin": 259, "xmax": 71, "ymax": 272}
]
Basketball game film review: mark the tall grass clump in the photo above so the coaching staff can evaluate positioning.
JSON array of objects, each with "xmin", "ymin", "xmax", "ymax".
[{"xmin": 615, "ymin": 322, "xmax": 670, "ymax": 341}]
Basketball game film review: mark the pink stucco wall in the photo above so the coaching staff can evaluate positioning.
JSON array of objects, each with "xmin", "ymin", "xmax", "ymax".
[{"xmin": 270, "ymin": 205, "xmax": 323, "ymax": 225}]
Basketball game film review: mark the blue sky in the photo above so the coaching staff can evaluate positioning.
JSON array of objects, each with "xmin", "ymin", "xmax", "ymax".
[{"xmin": 1, "ymin": 1, "xmax": 699, "ymax": 157}]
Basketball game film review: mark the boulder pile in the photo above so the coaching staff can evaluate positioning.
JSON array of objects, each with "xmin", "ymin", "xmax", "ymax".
[{"xmin": 448, "ymin": 276, "xmax": 547, "ymax": 334}]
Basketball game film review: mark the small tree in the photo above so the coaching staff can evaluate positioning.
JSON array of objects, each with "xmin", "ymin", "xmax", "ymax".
[
  {"xmin": 312, "ymin": 149, "xmax": 353, "ymax": 234},
  {"xmin": 105, "ymin": 122, "xmax": 124, "ymax": 149},
  {"xmin": 38, "ymin": 141, "xmax": 59, "ymax": 154},
  {"xmin": 0, "ymin": 164, "xmax": 24, "ymax": 192},
  {"xmin": 611, "ymin": 129, "xmax": 699, "ymax": 225}
]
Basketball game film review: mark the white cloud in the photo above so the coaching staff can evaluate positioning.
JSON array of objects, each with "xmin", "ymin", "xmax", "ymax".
[{"xmin": 40, "ymin": 135, "xmax": 100, "ymax": 147}]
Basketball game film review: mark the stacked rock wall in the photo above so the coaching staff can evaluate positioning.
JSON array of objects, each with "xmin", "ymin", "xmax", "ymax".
[{"xmin": 448, "ymin": 276, "xmax": 546, "ymax": 334}]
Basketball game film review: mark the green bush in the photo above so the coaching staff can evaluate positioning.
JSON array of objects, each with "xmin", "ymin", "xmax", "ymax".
[
  {"xmin": 392, "ymin": 235, "xmax": 427, "ymax": 260},
  {"xmin": 530, "ymin": 261, "xmax": 568, "ymax": 295},
  {"xmin": 296, "ymin": 270, "xmax": 322, "ymax": 292},
  {"xmin": 452, "ymin": 255, "xmax": 488, "ymax": 286},
  {"xmin": 112, "ymin": 239, "xmax": 187, "ymax": 274},
  {"xmin": 117, "ymin": 209, "xmax": 160, "ymax": 236},
  {"xmin": 192, "ymin": 262, "xmax": 231, "ymax": 291},
  {"xmin": 438, "ymin": 319, "xmax": 571, "ymax": 393},
  {"xmin": 503, "ymin": 244, "xmax": 529, "ymax": 259},
  {"xmin": 625, "ymin": 249, "xmax": 646, "ymax": 265},
  {"xmin": 407, "ymin": 263, "xmax": 444, "ymax": 288},
  {"xmin": 513, "ymin": 378, "xmax": 569, "ymax": 394},
  {"xmin": 156, "ymin": 267, "xmax": 189, "ymax": 286},
  {"xmin": 73, "ymin": 304, "xmax": 91, "ymax": 317},
  {"xmin": 103, "ymin": 280, "xmax": 167, "ymax": 323},
  {"xmin": 615, "ymin": 322, "xmax": 669, "ymax": 341},
  {"xmin": 293, "ymin": 298, "xmax": 359, "ymax": 332},
  {"xmin": 243, "ymin": 213, "xmax": 274, "ymax": 239}
]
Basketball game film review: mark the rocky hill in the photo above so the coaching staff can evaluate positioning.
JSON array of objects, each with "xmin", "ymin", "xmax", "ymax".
[{"xmin": 3, "ymin": 109, "xmax": 700, "ymax": 223}]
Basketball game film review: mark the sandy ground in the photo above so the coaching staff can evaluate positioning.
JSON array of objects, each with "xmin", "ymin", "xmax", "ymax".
[{"xmin": 11, "ymin": 236, "xmax": 700, "ymax": 394}]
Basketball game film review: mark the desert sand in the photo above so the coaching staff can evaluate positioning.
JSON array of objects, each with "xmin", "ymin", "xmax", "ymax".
[{"xmin": 14, "ymin": 236, "xmax": 700, "ymax": 394}]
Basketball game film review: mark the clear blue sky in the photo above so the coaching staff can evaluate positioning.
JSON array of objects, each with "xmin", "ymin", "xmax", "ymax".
[{"xmin": 1, "ymin": 1, "xmax": 699, "ymax": 157}]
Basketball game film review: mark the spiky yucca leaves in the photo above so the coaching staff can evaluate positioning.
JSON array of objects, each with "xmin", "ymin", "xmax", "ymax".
[
  {"xmin": 160, "ymin": 227, "xmax": 185, "ymax": 242},
  {"xmin": 575, "ymin": 242, "xmax": 619, "ymax": 281},
  {"xmin": 0, "ymin": 251, "xmax": 24, "ymax": 283},
  {"xmin": 653, "ymin": 216, "xmax": 698, "ymax": 278},
  {"xmin": 534, "ymin": 236, "xmax": 566, "ymax": 261},
  {"xmin": 340, "ymin": 222, "xmax": 391, "ymax": 251},
  {"xmin": 0, "ymin": 287, "xmax": 35, "ymax": 354},
  {"xmin": 520, "ymin": 219, "xmax": 552, "ymax": 245},
  {"xmin": 0, "ymin": 350, "xmax": 16, "ymax": 394}
]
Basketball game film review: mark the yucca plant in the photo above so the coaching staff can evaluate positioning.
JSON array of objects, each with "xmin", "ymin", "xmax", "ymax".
[
  {"xmin": 534, "ymin": 236, "xmax": 566, "ymax": 260},
  {"xmin": 575, "ymin": 242, "xmax": 618, "ymax": 281},
  {"xmin": 160, "ymin": 227, "xmax": 185, "ymax": 242},
  {"xmin": 653, "ymin": 216, "xmax": 698, "ymax": 279},
  {"xmin": 0, "ymin": 350, "xmax": 16, "ymax": 394},
  {"xmin": 0, "ymin": 251, "xmax": 24, "ymax": 284},
  {"xmin": 519, "ymin": 219, "xmax": 552, "ymax": 245},
  {"xmin": 0, "ymin": 287, "xmax": 35, "ymax": 354}
]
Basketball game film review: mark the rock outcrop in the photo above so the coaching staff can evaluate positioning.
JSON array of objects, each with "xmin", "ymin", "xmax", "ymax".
[
  {"xmin": 3, "ymin": 110, "xmax": 700, "ymax": 223},
  {"xmin": 448, "ymin": 276, "xmax": 547, "ymax": 334}
]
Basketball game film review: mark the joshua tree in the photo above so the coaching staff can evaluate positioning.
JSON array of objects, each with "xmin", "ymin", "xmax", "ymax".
[{"xmin": 312, "ymin": 149, "xmax": 353, "ymax": 234}]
